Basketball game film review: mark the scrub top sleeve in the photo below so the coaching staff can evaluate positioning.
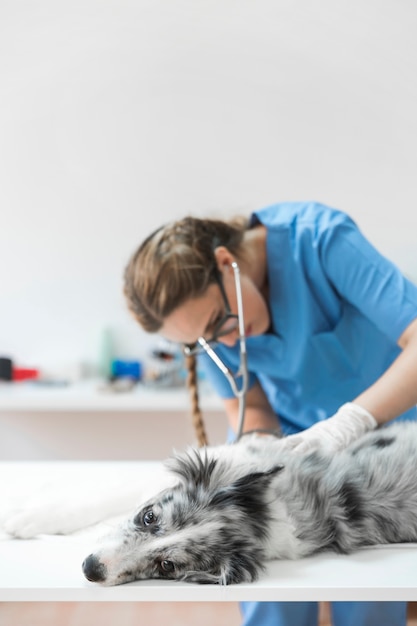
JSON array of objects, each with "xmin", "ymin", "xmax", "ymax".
[{"xmin": 321, "ymin": 218, "xmax": 417, "ymax": 342}]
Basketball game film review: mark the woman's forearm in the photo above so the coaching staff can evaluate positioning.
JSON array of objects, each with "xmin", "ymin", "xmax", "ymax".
[
  {"xmin": 354, "ymin": 317, "xmax": 417, "ymax": 424},
  {"xmin": 223, "ymin": 380, "xmax": 281, "ymax": 435}
]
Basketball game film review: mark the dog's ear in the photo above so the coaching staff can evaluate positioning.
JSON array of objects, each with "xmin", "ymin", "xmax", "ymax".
[
  {"xmin": 167, "ymin": 449, "xmax": 218, "ymax": 488},
  {"xmin": 182, "ymin": 541, "xmax": 264, "ymax": 585},
  {"xmin": 182, "ymin": 551, "xmax": 263, "ymax": 585},
  {"xmin": 210, "ymin": 465, "xmax": 284, "ymax": 511},
  {"xmin": 209, "ymin": 464, "xmax": 284, "ymax": 545},
  {"xmin": 181, "ymin": 571, "xmax": 223, "ymax": 584}
]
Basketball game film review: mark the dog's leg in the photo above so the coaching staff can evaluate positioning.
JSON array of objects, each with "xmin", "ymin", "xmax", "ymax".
[{"xmin": 0, "ymin": 463, "xmax": 173, "ymax": 538}]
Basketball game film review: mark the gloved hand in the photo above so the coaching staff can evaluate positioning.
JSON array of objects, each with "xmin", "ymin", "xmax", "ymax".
[{"xmin": 282, "ymin": 402, "xmax": 378, "ymax": 455}]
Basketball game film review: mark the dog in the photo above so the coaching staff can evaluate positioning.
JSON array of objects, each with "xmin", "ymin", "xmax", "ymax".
[{"xmin": 82, "ymin": 421, "xmax": 417, "ymax": 586}]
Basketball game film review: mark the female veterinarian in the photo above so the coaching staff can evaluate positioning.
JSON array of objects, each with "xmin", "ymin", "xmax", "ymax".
[{"xmin": 124, "ymin": 201, "xmax": 417, "ymax": 626}]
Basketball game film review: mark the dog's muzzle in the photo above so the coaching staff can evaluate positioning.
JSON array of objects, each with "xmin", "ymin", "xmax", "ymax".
[{"xmin": 82, "ymin": 554, "xmax": 107, "ymax": 582}]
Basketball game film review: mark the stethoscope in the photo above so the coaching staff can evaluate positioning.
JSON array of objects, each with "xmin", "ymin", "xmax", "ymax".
[{"xmin": 195, "ymin": 262, "xmax": 249, "ymax": 441}]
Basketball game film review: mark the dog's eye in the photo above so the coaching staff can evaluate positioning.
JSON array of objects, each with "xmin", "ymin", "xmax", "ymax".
[
  {"xmin": 160, "ymin": 560, "xmax": 175, "ymax": 573},
  {"xmin": 143, "ymin": 510, "xmax": 157, "ymax": 526}
]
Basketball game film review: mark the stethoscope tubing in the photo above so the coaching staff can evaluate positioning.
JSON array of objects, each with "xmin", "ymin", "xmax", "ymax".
[{"xmin": 197, "ymin": 262, "xmax": 249, "ymax": 441}]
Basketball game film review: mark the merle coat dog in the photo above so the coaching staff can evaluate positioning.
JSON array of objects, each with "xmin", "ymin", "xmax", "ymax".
[{"xmin": 82, "ymin": 421, "xmax": 417, "ymax": 586}]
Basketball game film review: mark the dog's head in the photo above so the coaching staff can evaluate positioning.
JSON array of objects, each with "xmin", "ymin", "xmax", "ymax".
[{"xmin": 82, "ymin": 449, "xmax": 283, "ymax": 586}]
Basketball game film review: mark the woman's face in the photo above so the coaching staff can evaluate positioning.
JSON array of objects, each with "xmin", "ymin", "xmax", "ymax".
[{"xmin": 160, "ymin": 265, "xmax": 270, "ymax": 349}]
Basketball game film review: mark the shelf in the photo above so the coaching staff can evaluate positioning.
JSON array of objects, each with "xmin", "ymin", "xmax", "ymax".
[{"xmin": 0, "ymin": 380, "xmax": 223, "ymax": 412}]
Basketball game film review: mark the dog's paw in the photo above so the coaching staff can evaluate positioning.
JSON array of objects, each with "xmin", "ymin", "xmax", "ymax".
[
  {"xmin": 2, "ymin": 489, "xmax": 117, "ymax": 537},
  {"xmin": 3, "ymin": 508, "xmax": 58, "ymax": 538}
]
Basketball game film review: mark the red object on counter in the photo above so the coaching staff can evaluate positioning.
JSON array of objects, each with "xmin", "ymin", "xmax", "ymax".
[{"xmin": 12, "ymin": 368, "xmax": 40, "ymax": 381}]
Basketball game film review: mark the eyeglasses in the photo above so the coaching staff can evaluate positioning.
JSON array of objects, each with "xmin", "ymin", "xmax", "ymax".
[{"xmin": 183, "ymin": 264, "xmax": 241, "ymax": 357}]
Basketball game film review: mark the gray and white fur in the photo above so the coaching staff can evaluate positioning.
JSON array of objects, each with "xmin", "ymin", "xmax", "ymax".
[{"xmin": 82, "ymin": 421, "xmax": 417, "ymax": 586}]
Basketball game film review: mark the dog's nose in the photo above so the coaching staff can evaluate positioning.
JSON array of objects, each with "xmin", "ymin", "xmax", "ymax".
[{"xmin": 82, "ymin": 554, "xmax": 107, "ymax": 582}]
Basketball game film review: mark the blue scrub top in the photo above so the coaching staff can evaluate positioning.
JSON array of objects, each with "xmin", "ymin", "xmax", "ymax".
[{"xmin": 198, "ymin": 202, "xmax": 417, "ymax": 434}]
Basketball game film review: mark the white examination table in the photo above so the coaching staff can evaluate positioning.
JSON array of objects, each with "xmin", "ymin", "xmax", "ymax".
[{"xmin": 1, "ymin": 461, "xmax": 417, "ymax": 603}]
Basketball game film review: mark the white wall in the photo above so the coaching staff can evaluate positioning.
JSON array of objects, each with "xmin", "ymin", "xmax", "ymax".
[{"xmin": 1, "ymin": 0, "xmax": 416, "ymax": 375}]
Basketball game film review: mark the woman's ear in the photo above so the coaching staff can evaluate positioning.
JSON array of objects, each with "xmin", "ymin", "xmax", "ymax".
[{"xmin": 213, "ymin": 246, "xmax": 235, "ymax": 272}]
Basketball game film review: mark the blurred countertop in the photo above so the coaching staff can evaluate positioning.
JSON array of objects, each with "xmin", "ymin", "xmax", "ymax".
[{"xmin": 0, "ymin": 379, "xmax": 223, "ymax": 412}]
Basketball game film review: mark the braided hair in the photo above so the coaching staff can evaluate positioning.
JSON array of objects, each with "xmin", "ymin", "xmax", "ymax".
[{"xmin": 124, "ymin": 216, "xmax": 247, "ymax": 446}]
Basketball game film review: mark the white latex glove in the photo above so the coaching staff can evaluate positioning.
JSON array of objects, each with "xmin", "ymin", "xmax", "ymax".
[{"xmin": 282, "ymin": 402, "xmax": 378, "ymax": 455}]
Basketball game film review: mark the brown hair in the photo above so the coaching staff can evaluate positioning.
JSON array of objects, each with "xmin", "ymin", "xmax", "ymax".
[{"xmin": 124, "ymin": 216, "xmax": 248, "ymax": 446}]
